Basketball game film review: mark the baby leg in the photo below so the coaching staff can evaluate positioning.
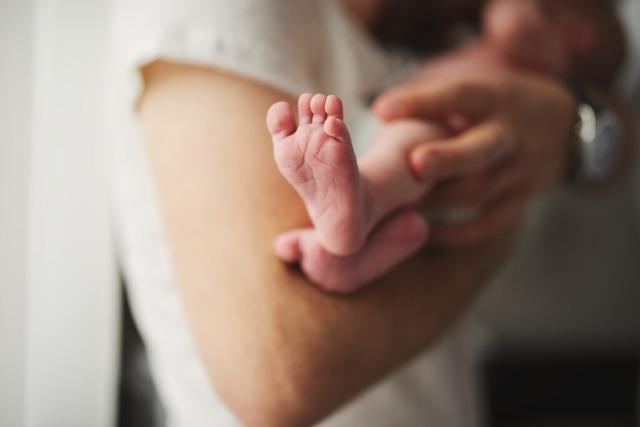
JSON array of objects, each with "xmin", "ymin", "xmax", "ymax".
[
  {"xmin": 267, "ymin": 94, "xmax": 447, "ymax": 256},
  {"xmin": 268, "ymin": 95, "xmax": 446, "ymax": 293},
  {"xmin": 296, "ymin": 121, "xmax": 447, "ymax": 292},
  {"xmin": 358, "ymin": 119, "xmax": 449, "ymax": 225},
  {"xmin": 275, "ymin": 209, "xmax": 428, "ymax": 294}
]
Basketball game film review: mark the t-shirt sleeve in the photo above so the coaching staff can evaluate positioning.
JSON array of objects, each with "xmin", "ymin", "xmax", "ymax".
[{"xmin": 112, "ymin": 0, "xmax": 323, "ymax": 100}]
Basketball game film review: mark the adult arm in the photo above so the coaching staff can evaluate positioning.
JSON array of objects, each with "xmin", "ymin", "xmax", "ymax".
[{"xmin": 138, "ymin": 60, "xmax": 513, "ymax": 426}]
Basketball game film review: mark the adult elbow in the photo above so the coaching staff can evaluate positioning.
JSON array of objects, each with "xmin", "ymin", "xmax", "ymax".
[{"xmin": 213, "ymin": 353, "xmax": 327, "ymax": 427}]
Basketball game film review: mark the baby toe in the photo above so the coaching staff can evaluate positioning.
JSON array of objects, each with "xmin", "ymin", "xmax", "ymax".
[
  {"xmin": 297, "ymin": 93, "xmax": 313, "ymax": 125},
  {"xmin": 310, "ymin": 93, "xmax": 328, "ymax": 124},
  {"xmin": 325, "ymin": 94, "xmax": 344, "ymax": 120},
  {"xmin": 324, "ymin": 116, "xmax": 350, "ymax": 143},
  {"xmin": 267, "ymin": 101, "xmax": 296, "ymax": 139}
]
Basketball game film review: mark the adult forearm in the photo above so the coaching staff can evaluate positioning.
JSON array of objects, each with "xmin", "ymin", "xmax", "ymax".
[
  {"xmin": 139, "ymin": 60, "xmax": 512, "ymax": 426},
  {"xmin": 181, "ymin": 238, "xmax": 510, "ymax": 427}
]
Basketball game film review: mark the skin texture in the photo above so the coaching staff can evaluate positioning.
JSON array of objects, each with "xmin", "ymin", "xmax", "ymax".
[
  {"xmin": 266, "ymin": 61, "xmax": 582, "ymax": 292},
  {"xmin": 375, "ymin": 66, "xmax": 632, "ymax": 248},
  {"xmin": 275, "ymin": 210, "xmax": 429, "ymax": 293},
  {"xmin": 378, "ymin": 70, "xmax": 576, "ymax": 243},
  {"xmin": 268, "ymin": 93, "xmax": 367, "ymax": 256},
  {"xmin": 139, "ymin": 60, "xmax": 516, "ymax": 426},
  {"xmin": 371, "ymin": 0, "xmax": 629, "ymax": 248},
  {"xmin": 268, "ymin": 93, "xmax": 449, "ymax": 292},
  {"xmin": 266, "ymin": 0, "xmax": 628, "ymax": 292}
]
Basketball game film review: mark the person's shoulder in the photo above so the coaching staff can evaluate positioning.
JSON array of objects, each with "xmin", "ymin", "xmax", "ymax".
[
  {"xmin": 113, "ymin": 0, "xmax": 329, "ymax": 62},
  {"xmin": 112, "ymin": 0, "xmax": 330, "ymax": 96},
  {"xmin": 209, "ymin": 0, "xmax": 325, "ymax": 50},
  {"xmin": 114, "ymin": 0, "xmax": 324, "ymax": 33}
]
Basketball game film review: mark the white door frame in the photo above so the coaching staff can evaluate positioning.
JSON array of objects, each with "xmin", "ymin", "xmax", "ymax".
[{"xmin": 0, "ymin": 0, "xmax": 119, "ymax": 426}]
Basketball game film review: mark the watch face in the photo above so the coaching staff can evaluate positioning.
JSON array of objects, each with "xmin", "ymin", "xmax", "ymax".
[{"xmin": 584, "ymin": 112, "xmax": 622, "ymax": 182}]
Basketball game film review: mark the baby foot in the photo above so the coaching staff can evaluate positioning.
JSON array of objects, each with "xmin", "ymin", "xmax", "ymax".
[
  {"xmin": 275, "ymin": 210, "xmax": 428, "ymax": 294},
  {"xmin": 267, "ymin": 93, "xmax": 369, "ymax": 256}
]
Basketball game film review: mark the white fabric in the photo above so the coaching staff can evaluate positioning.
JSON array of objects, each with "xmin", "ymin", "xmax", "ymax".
[{"xmin": 110, "ymin": 1, "xmax": 479, "ymax": 426}]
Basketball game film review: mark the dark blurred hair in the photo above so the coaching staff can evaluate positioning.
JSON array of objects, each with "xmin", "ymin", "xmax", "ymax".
[{"xmin": 371, "ymin": 0, "xmax": 482, "ymax": 54}]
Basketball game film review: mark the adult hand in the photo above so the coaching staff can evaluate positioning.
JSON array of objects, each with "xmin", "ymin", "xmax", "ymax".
[{"xmin": 374, "ymin": 70, "xmax": 577, "ymax": 248}]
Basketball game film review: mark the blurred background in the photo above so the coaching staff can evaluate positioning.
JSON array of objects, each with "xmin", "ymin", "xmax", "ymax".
[{"xmin": 0, "ymin": 0, "xmax": 639, "ymax": 426}]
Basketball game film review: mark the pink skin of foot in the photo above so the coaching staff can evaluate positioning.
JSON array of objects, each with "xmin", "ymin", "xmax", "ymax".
[
  {"xmin": 267, "ymin": 93, "xmax": 446, "ymax": 293},
  {"xmin": 275, "ymin": 210, "xmax": 428, "ymax": 294},
  {"xmin": 268, "ymin": 93, "xmax": 369, "ymax": 256}
]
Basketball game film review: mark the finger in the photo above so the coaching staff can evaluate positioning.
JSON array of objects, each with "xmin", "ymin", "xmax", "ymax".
[
  {"xmin": 410, "ymin": 123, "xmax": 515, "ymax": 180},
  {"xmin": 373, "ymin": 80, "xmax": 499, "ymax": 122},
  {"xmin": 419, "ymin": 162, "xmax": 521, "ymax": 211},
  {"xmin": 429, "ymin": 190, "xmax": 529, "ymax": 248}
]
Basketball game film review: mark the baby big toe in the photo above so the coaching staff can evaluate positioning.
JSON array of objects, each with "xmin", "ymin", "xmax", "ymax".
[{"xmin": 267, "ymin": 101, "xmax": 296, "ymax": 140}]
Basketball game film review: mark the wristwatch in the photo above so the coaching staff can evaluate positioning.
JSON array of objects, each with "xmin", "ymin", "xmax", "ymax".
[{"xmin": 566, "ymin": 81, "xmax": 624, "ymax": 185}]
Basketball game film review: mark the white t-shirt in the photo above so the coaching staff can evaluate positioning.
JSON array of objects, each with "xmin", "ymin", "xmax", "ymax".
[{"xmin": 111, "ymin": 1, "xmax": 480, "ymax": 426}]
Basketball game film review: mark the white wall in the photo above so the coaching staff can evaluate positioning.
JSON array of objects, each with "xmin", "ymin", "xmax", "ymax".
[
  {"xmin": 0, "ymin": 1, "xmax": 33, "ymax": 425},
  {"xmin": 0, "ymin": 0, "xmax": 119, "ymax": 426}
]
